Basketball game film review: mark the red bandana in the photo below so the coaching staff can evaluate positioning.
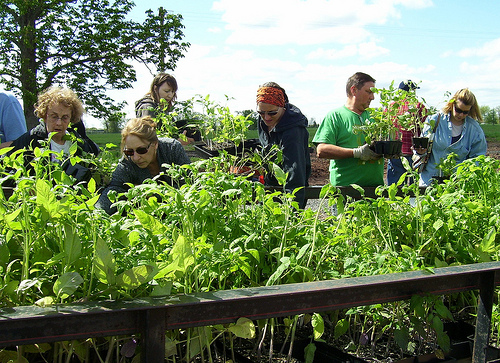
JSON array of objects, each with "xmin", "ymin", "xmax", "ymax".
[{"xmin": 256, "ymin": 87, "xmax": 285, "ymax": 107}]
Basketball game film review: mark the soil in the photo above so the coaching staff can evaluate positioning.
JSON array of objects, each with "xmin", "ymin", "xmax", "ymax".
[{"xmin": 308, "ymin": 137, "xmax": 500, "ymax": 186}]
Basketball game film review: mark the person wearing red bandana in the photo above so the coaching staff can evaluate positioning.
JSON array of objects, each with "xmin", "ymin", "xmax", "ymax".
[{"xmin": 256, "ymin": 82, "xmax": 311, "ymax": 209}]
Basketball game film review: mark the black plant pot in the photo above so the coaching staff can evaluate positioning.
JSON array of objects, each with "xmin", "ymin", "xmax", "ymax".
[
  {"xmin": 412, "ymin": 137, "xmax": 429, "ymax": 149},
  {"xmin": 194, "ymin": 138, "xmax": 261, "ymax": 158},
  {"xmin": 370, "ymin": 140, "xmax": 403, "ymax": 157}
]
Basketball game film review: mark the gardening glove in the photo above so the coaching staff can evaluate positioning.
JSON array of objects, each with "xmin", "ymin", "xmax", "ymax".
[{"xmin": 353, "ymin": 144, "xmax": 381, "ymax": 161}]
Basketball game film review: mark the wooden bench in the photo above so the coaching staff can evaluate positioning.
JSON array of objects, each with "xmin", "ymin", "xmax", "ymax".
[{"xmin": 1, "ymin": 262, "xmax": 499, "ymax": 363}]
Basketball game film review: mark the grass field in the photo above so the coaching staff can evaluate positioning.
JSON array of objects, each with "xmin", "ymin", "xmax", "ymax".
[
  {"xmin": 88, "ymin": 125, "xmax": 500, "ymax": 148},
  {"xmin": 481, "ymin": 124, "xmax": 500, "ymax": 141}
]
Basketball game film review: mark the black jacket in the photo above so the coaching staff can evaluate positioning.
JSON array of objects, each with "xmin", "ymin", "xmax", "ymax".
[
  {"xmin": 8, "ymin": 121, "xmax": 100, "ymax": 182},
  {"xmin": 11, "ymin": 121, "xmax": 100, "ymax": 156},
  {"xmin": 258, "ymin": 103, "xmax": 311, "ymax": 209}
]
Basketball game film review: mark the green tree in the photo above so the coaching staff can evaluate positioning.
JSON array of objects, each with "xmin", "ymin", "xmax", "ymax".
[
  {"xmin": 481, "ymin": 105, "xmax": 498, "ymax": 124},
  {"xmin": 0, "ymin": 1, "xmax": 189, "ymax": 129},
  {"xmin": 104, "ymin": 111, "xmax": 127, "ymax": 133}
]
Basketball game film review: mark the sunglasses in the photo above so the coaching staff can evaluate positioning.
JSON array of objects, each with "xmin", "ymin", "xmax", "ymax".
[
  {"xmin": 257, "ymin": 110, "xmax": 279, "ymax": 117},
  {"xmin": 123, "ymin": 143, "xmax": 152, "ymax": 157},
  {"xmin": 454, "ymin": 104, "xmax": 470, "ymax": 115}
]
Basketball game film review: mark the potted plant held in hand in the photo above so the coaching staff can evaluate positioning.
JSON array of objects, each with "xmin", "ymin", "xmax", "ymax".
[
  {"xmin": 354, "ymin": 81, "xmax": 428, "ymax": 158},
  {"xmin": 392, "ymin": 84, "xmax": 431, "ymax": 151}
]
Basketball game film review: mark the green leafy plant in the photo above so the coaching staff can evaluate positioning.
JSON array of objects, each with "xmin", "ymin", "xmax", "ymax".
[{"xmin": 354, "ymin": 81, "xmax": 429, "ymax": 143}]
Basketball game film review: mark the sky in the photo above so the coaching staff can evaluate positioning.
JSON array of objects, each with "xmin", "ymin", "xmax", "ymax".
[{"xmin": 55, "ymin": 1, "xmax": 500, "ymax": 127}]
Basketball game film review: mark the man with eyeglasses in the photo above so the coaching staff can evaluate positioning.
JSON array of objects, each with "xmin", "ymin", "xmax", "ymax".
[
  {"xmin": 313, "ymin": 72, "xmax": 384, "ymax": 190},
  {"xmin": 418, "ymin": 88, "xmax": 486, "ymax": 186},
  {"xmin": 256, "ymin": 82, "xmax": 311, "ymax": 209}
]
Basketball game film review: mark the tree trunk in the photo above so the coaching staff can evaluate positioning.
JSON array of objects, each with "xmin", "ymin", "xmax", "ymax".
[{"xmin": 18, "ymin": 7, "xmax": 41, "ymax": 130}]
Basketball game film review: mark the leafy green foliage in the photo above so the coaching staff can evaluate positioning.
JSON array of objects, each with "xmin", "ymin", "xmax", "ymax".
[
  {"xmin": 0, "ymin": 1, "xmax": 189, "ymax": 128},
  {"xmin": 1, "ymin": 130, "xmax": 500, "ymax": 361},
  {"xmin": 354, "ymin": 80, "xmax": 429, "ymax": 143}
]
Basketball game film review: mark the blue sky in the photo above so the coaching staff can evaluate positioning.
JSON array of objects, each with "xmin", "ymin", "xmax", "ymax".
[{"xmin": 80, "ymin": 1, "xmax": 500, "ymax": 126}]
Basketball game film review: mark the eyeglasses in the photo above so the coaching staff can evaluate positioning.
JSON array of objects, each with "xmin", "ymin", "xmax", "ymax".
[
  {"xmin": 257, "ymin": 110, "xmax": 279, "ymax": 117},
  {"xmin": 48, "ymin": 113, "xmax": 71, "ymax": 123},
  {"xmin": 123, "ymin": 143, "xmax": 152, "ymax": 157},
  {"xmin": 454, "ymin": 104, "xmax": 470, "ymax": 115}
]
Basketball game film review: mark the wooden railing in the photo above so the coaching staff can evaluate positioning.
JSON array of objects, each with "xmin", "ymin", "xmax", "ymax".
[{"xmin": 1, "ymin": 262, "xmax": 499, "ymax": 363}]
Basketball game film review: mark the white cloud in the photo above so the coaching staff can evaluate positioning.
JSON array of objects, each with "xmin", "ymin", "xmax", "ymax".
[
  {"xmin": 307, "ymin": 42, "xmax": 390, "ymax": 60},
  {"xmin": 211, "ymin": 0, "xmax": 432, "ymax": 46},
  {"xmin": 458, "ymin": 38, "xmax": 500, "ymax": 60}
]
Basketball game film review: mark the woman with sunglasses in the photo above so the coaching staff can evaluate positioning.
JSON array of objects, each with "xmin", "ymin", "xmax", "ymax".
[
  {"xmin": 97, "ymin": 116, "xmax": 190, "ymax": 214},
  {"xmin": 418, "ymin": 88, "xmax": 486, "ymax": 186},
  {"xmin": 256, "ymin": 82, "xmax": 311, "ymax": 209}
]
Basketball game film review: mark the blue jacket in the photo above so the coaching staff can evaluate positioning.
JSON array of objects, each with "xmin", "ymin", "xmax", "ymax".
[
  {"xmin": 420, "ymin": 112, "xmax": 487, "ymax": 185},
  {"xmin": 0, "ymin": 92, "xmax": 27, "ymax": 143},
  {"xmin": 258, "ymin": 103, "xmax": 311, "ymax": 208}
]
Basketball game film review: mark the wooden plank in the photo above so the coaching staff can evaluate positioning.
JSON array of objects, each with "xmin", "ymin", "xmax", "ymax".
[{"xmin": 1, "ymin": 262, "xmax": 499, "ymax": 348}]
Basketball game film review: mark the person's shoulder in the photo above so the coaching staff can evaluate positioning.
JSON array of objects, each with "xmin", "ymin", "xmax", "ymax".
[
  {"xmin": 324, "ymin": 105, "xmax": 348, "ymax": 117},
  {"xmin": 158, "ymin": 137, "xmax": 179, "ymax": 145},
  {"xmin": 0, "ymin": 92, "xmax": 16, "ymax": 102},
  {"xmin": 135, "ymin": 95, "xmax": 156, "ymax": 109},
  {"xmin": 466, "ymin": 117, "xmax": 484, "ymax": 132}
]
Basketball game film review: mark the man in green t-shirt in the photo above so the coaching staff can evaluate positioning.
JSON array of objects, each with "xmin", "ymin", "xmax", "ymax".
[{"xmin": 313, "ymin": 72, "xmax": 384, "ymax": 186}]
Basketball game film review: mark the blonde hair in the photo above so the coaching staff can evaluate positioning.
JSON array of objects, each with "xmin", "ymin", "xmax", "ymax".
[
  {"xmin": 34, "ymin": 86, "xmax": 85, "ymax": 123},
  {"xmin": 121, "ymin": 116, "xmax": 159, "ymax": 150},
  {"xmin": 443, "ymin": 88, "xmax": 483, "ymax": 122}
]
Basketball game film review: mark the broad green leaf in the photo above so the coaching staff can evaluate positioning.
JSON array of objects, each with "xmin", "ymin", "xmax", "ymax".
[
  {"xmin": 94, "ymin": 238, "xmax": 117, "ymax": 285},
  {"xmin": 480, "ymin": 227, "xmax": 496, "ymax": 253},
  {"xmin": 304, "ymin": 343, "xmax": 317, "ymax": 363},
  {"xmin": 228, "ymin": 317, "xmax": 255, "ymax": 339},
  {"xmin": 35, "ymin": 296, "xmax": 55, "ymax": 307},
  {"xmin": 245, "ymin": 248, "xmax": 260, "ymax": 263},
  {"xmin": 334, "ymin": 318, "xmax": 349, "ymax": 338},
  {"xmin": 87, "ymin": 177, "xmax": 96, "ymax": 193},
  {"xmin": 433, "ymin": 219, "xmax": 444, "ymax": 231},
  {"xmin": 0, "ymin": 350, "xmax": 29, "ymax": 362},
  {"xmin": 116, "ymin": 265, "xmax": 154, "ymax": 289},
  {"xmin": 312, "ymin": 313, "xmax": 324, "ymax": 340},
  {"xmin": 170, "ymin": 234, "xmax": 194, "ymax": 272},
  {"xmin": 436, "ymin": 331, "xmax": 451, "ymax": 353},
  {"xmin": 434, "ymin": 300, "xmax": 454, "ymax": 320},
  {"xmin": 134, "ymin": 209, "xmax": 165, "ymax": 235},
  {"xmin": 271, "ymin": 163, "xmax": 287, "ymax": 186},
  {"xmin": 64, "ymin": 224, "xmax": 82, "ymax": 266},
  {"xmin": 150, "ymin": 281, "xmax": 173, "ymax": 297},
  {"xmin": 237, "ymin": 256, "xmax": 253, "ymax": 279},
  {"xmin": 432, "ymin": 315, "xmax": 444, "ymax": 333},
  {"xmin": 394, "ymin": 326, "xmax": 409, "ymax": 351},
  {"xmin": 36, "ymin": 179, "xmax": 62, "ymax": 218},
  {"xmin": 297, "ymin": 243, "xmax": 310, "ymax": 260},
  {"xmin": 53, "ymin": 272, "xmax": 84, "ymax": 299},
  {"xmin": 0, "ymin": 241, "xmax": 10, "ymax": 266},
  {"xmin": 4, "ymin": 208, "xmax": 22, "ymax": 230},
  {"xmin": 266, "ymin": 257, "xmax": 290, "ymax": 286},
  {"xmin": 165, "ymin": 337, "xmax": 177, "ymax": 357}
]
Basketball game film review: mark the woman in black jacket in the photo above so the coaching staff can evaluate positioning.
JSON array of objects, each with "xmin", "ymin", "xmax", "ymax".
[
  {"xmin": 256, "ymin": 82, "xmax": 311, "ymax": 209},
  {"xmin": 8, "ymin": 86, "xmax": 99, "ymax": 181}
]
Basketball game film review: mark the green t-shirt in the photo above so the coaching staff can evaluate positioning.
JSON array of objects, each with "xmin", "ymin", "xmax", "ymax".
[{"xmin": 312, "ymin": 106, "xmax": 384, "ymax": 186}]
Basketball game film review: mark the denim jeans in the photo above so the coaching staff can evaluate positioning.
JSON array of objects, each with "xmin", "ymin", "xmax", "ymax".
[{"xmin": 387, "ymin": 155, "xmax": 414, "ymax": 185}]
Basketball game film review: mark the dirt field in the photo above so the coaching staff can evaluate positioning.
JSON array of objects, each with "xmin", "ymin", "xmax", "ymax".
[{"xmin": 308, "ymin": 138, "xmax": 500, "ymax": 186}]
